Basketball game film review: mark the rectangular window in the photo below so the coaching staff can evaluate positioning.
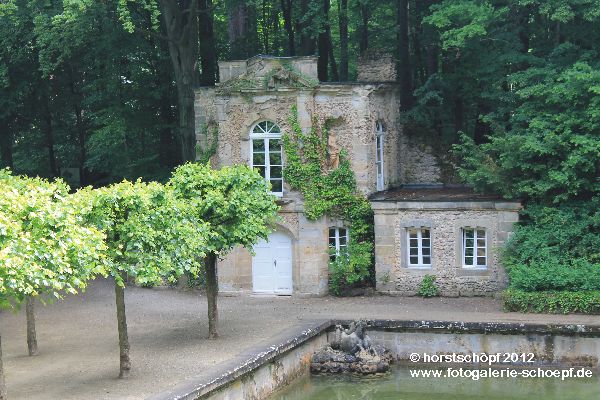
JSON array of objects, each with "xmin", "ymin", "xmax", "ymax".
[
  {"xmin": 406, "ymin": 227, "xmax": 432, "ymax": 267},
  {"xmin": 329, "ymin": 227, "xmax": 348, "ymax": 261},
  {"xmin": 462, "ymin": 228, "xmax": 487, "ymax": 268},
  {"xmin": 376, "ymin": 134, "xmax": 384, "ymax": 191},
  {"xmin": 251, "ymin": 137, "xmax": 283, "ymax": 195}
]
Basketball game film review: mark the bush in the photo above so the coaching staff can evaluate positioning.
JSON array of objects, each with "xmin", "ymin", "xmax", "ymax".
[
  {"xmin": 504, "ymin": 200, "xmax": 600, "ymax": 292},
  {"xmin": 417, "ymin": 275, "xmax": 439, "ymax": 298},
  {"xmin": 503, "ymin": 290, "xmax": 600, "ymax": 314},
  {"xmin": 328, "ymin": 242, "xmax": 373, "ymax": 296}
]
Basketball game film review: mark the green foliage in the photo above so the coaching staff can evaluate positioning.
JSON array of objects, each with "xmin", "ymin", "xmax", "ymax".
[
  {"xmin": 417, "ymin": 275, "xmax": 439, "ymax": 298},
  {"xmin": 78, "ymin": 179, "xmax": 208, "ymax": 286},
  {"xmin": 503, "ymin": 200, "xmax": 600, "ymax": 292},
  {"xmin": 169, "ymin": 162, "xmax": 279, "ymax": 255},
  {"xmin": 503, "ymin": 290, "xmax": 600, "ymax": 314},
  {"xmin": 0, "ymin": 169, "xmax": 106, "ymax": 305},
  {"xmin": 283, "ymin": 106, "xmax": 374, "ymax": 294}
]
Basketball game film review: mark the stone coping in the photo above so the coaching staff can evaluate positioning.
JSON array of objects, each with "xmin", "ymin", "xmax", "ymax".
[
  {"xmin": 146, "ymin": 319, "xmax": 600, "ymax": 400},
  {"xmin": 371, "ymin": 201, "xmax": 521, "ymax": 211}
]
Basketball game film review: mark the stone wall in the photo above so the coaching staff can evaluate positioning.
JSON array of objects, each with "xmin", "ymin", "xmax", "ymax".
[
  {"xmin": 357, "ymin": 52, "xmax": 397, "ymax": 82},
  {"xmin": 374, "ymin": 201, "xmax": 521, "ymax": 296}
]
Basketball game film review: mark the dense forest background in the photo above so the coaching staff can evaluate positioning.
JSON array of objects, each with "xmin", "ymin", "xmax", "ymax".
[{"xmin": 1, "ymin": 0, "xmax": 599, "ymax": 202}]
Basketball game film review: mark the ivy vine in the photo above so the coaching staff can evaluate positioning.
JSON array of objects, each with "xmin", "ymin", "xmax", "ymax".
[
  {"xmin": 195, "ymin": 124, "xmax": 219, "ymax": 164},
  {"xmin": 282, "ymin": 106, "xmax": 374, "ymax": 295}
]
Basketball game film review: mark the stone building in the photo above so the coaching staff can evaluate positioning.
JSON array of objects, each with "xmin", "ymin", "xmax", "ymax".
[{"xmin": 194, "ymin": 54, "xmax": 521, "ymax": 297}]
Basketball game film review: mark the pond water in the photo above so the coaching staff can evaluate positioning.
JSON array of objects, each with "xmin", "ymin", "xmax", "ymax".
[{"xmin": 270, "ymin": 365, "xmax": 600, "ymax": 400}]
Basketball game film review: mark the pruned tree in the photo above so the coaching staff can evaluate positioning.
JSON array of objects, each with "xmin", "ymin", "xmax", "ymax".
[
  {"xmin": 0, "ymin": 169, "xmax": 107, "ymax": 399},
  {"xmin": 79, "ymin": 179, "xmax": 209, "ymax": 378},
  {"xmin": 169, "ymin": 163, "xmax": 279, "ymax": 339}
]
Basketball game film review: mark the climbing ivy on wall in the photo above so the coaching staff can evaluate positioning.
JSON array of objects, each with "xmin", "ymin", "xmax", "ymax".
[{"xmin": 282, "ymin": 106, "xmax": 374, "ymax": 295}]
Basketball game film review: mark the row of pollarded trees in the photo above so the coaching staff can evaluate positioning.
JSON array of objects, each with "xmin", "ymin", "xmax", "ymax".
[{"xmin": 0, "ymin": 163, "xmax": 279, "ymax": 398}]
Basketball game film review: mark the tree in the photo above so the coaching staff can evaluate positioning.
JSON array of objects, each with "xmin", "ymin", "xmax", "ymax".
[
  {"xmin": 80, "ymin": 179, "xmax": 209, "ymax": 378},
  {"xmin": 169, "ymin": 163, "xmax": 279, "ymax": 338},
  {"xmin": 0, "ymin": 169, "xmax": 107, "ymax": 399}
]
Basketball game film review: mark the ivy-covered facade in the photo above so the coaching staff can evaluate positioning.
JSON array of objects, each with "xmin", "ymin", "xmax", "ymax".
[{"xmin": 194, "ymin": 55, "xmax": 521, "ymax": 296}]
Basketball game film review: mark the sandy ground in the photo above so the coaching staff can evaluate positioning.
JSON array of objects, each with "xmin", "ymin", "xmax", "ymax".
[{"xmin": 1, "ymin": 278, "xmax": 598, "ymax": 400}]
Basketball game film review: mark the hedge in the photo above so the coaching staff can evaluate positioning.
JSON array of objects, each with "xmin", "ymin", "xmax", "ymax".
[{"xmin": 503, "ymin": 290, "xmax": 600, "ymax": 314}]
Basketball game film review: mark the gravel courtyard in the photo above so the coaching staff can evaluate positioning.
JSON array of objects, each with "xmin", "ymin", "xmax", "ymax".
[{"xmin": 1, "ymin": 278, "xmax": 598, "ymax": 400}]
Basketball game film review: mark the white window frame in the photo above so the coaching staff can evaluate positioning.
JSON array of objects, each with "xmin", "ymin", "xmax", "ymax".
[
  {"xmin": 406, "ymin": 227, "xmax": 432, "ymax": 268},
  {"xmin": 375, "ymin": 121, "xmax": 385, "ymax": 191},
  {"xmin": 249, "ymin": 121, "xmax": 284, "ymax": 196},
  {"xmin": 462, "ymin": 227, "xmax": 487, "ymax": 268},
  {"xmin": 329, "ymin": 227, "xmax": 349, "ymax": 260}
]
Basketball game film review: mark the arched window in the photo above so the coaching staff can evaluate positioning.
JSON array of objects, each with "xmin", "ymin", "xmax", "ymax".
[
  {"xmin": 375, "ymin": 121, "xmax": 385, "ymax": 191},
  {"xmin": 250, "ymin": 121, "xmax": 284, "ymax": 196}
]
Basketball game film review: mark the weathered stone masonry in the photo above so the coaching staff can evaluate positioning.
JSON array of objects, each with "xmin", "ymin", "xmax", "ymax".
[{"xmin": 194, "ymin": 55, "xmax": 521, "ymax": 296}]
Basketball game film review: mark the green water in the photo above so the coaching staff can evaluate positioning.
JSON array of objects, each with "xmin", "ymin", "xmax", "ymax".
[{"xmin": 270, "ymin": 366, "xmax": 600, "ymax": 400}]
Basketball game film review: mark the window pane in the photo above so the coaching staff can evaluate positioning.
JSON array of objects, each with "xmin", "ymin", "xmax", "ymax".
[
  {"xmin": 477, "ymin": 257, "xmax": 486, "ymax": 266},
  {"xmin": 408, "ymin": 229, "xmax": 417, "ymax": 239},
  {"xmin": 477, "ymin": 238, "xmax": 486, "ymax": 247},
  {"xmin": 422, "ymin": 229, "xmax": 430, "ymax": 238},
  {"xmin": 410, "ymin": 256, "xmax": 418, "ymax": 265},
  {"xmin": 422, "ymin": 256, "xmax": 431, "ymax": 265},
  {"xmin": 409, "ymin": 239, "xmax": 418, "ymax": 247},
  {"xmin": 339, "ymin": 235, "xmax": 347, "ymax": 246},
  {"xmin": 477, "ymin": 248, "xmax": 486, "ymax": 257},
  {"xmin": 422, "ymin": 247, "xmax": 430, "ymax": 256},
  {"xmin": 465, "ymin": 247, "xmax": 473, "ymax": 257},
  {"xmin": 271, "ymin": 139, "xmax": 283, "ymax": 149},
  {"xmin": 465, "ymin": 256, "xmax": 473, "ymax": 265},
  {"xmin": 253, "ymin": 139, "xmax": 265, "ymax": 151},
  {"xmin": 255, "ymin": 166, "xmax": 266, "ymax": 178},
  {"xmin": 465, "ymin": 229, "xmax": 474, "ymax": 239},
  {"xmin": 270, "ymin": 179, "xmax": 282, "ymax": 192},
  {"xmin": 253, "ymin": 153, "xmax": 265, "ymax": 165},
  {"xmin": 422, "ymin": 239, "xmax": 430, "ymax": 248},
  {"xmin": 269, "ymin": 152, "xmax": 282, "ymax": 165},
  {"xmin": 409, "ymin": 247, "xmax": 418, "ymax": 256},
  {"xmin": 270, "ymin": 166, "xmax": 282, "ymax": 178},
  {"xmin": 329, "ymin": 237, "xmax": 336, "ymax": 247},
  {"xmin": 329, "ymin": 228, "xmax": 336, "ymax": 237},
  {"xmin": 466, "ymin": 239, "xmax": 474, "ymax": 247},
  {"xmin": 477, "ymin": 229, "xmax": 485, "ymax": 238}
]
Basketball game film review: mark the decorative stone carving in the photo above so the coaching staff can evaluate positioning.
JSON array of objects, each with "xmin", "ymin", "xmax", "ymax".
[{"xmin": 311, "ymin": 320, "xmax": 392, "ymax": 374}]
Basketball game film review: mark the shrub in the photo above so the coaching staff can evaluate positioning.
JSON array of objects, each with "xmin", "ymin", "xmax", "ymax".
[
  {"xmin": 328, "ymin": 242, "xmax": 373, "ymax": 296},
  {"xmin": 417, "ymin": 275, "xmax": 439, "ymax": 298},
  {"xmin": 503, "ymin": 290, "xmax": 600, "ymax": 314},
  {"xmin": 504, "ymin": 200, "xmax": 600, "ymax": 292}
]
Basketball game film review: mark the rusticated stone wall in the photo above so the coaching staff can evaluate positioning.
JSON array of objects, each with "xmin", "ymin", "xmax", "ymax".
[{"xmin": 374, "ymin": 201, "xmax": 521, "ymax": 297}]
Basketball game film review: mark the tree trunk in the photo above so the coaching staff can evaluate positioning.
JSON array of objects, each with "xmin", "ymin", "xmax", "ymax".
[
  {"xmin": 159, "ymin": 0, "xmax": 200, "ymax": 163},
  {"xmin": 359, "ymin": 2, "xmax": 370, "ymax": 53},
  {"xmin": 338, "ymin": 0, "xmax": 348, "ymax": 81},
  {"xmin": 205, "ymin": 252, "xmax": 218, "ymax": 339},
  {"xmin": 41, "ymin": 98, "xmax": 58, "ymax": 178},
  {"xmin": 0, "ymin": 123, "xmax": 13, "ymax": 169},
  {"xmin": 26, "ymin": 297, "xmax": 38, "ymax": 356},
  {"xmin": 327, "ymin": 34, "xmax": 339, "ymax": 81},
  {"xmin": 114, "ymin": 279, "xmax": 131, "ymax": 378},
  {"xmin": 199, "ymin": 0, "xmax": 217, "ymax": 86},
  {"xmin": 317, "ymin": 0, "xmax": 330, "ymax": 82},
  {"xmin": 281, "ymin": 0, "xmax": 295, "ymax": 56},
  {"xmin": 299, "ymin": 0, "xmax": 315, "ymax": 55},
  {"xmin": 0, "ymin": 335, "xmax": 7, "ymax": 400},
  {"xmin": 397, "ymin": 0, "xmax": 413, "ymax": 111}
]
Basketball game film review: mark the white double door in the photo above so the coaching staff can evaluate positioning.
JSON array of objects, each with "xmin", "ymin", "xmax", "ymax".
[{"xmin": 252, "ymin": 231, "xmax": 293, "ymax": 295}]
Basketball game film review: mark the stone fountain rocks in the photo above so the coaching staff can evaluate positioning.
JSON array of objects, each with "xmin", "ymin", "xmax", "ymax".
[{"xmin": 310, "ymin": 321, "xmax": 392, "ymax": 374}]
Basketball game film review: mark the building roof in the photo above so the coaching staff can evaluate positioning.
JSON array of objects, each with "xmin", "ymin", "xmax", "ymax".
[{"xmin": 368, "ymin": 184, "xmax": 514, "ymax": 202}]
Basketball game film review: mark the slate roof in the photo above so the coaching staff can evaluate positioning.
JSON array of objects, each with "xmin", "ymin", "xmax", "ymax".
[{"xmin": 368, "ymin": 184, "xmax": 512, "ymax": 202}]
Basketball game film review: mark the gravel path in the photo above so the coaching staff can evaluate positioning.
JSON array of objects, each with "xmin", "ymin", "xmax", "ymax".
[{"xmin": 1, "ymin": 278, "xmax": 598, "ymax": 400}]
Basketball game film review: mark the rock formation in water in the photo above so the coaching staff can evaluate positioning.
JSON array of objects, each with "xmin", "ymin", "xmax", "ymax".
[{"xmin": 311, "ymin": 321, "xmax": 392, "ymax": 374}]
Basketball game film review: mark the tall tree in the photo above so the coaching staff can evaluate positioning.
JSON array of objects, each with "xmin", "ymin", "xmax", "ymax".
[
  {"xmin": 338, "ymin": 0, "xmax": 349, "ymax": 80},
  {"xmin": 396, "ymin": 0, "xmax": 413, "ymax": 110},
  {"xmin": 280, "ymin": 0, "xmax": 295, "ymax": 55},
  {"xmin": 199, "ymin": 0, "xmax": 217, "ymax": 86},
  {"xmin": 317, "ymin": 0, "xmax": 330, "ymax": 81}
]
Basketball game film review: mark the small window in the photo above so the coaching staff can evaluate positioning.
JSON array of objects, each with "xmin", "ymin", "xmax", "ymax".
[
  {"xmin": 375, "ymin": 121, "xmax": 384, "ymax": 191},
  {"xmin": 406, "ymin": 227, "xmax": 432, "ymax": 267},
  {"xmin": 329, "ymin": 227, "xmax": 349, "ymax": 261},
  {"xmin": 250, "ymin": 121, "xmax": 283, "ymax": 196},
  {"xmin": 462, "ymin": 227, "xmax": 487, "ymax": 268}
]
